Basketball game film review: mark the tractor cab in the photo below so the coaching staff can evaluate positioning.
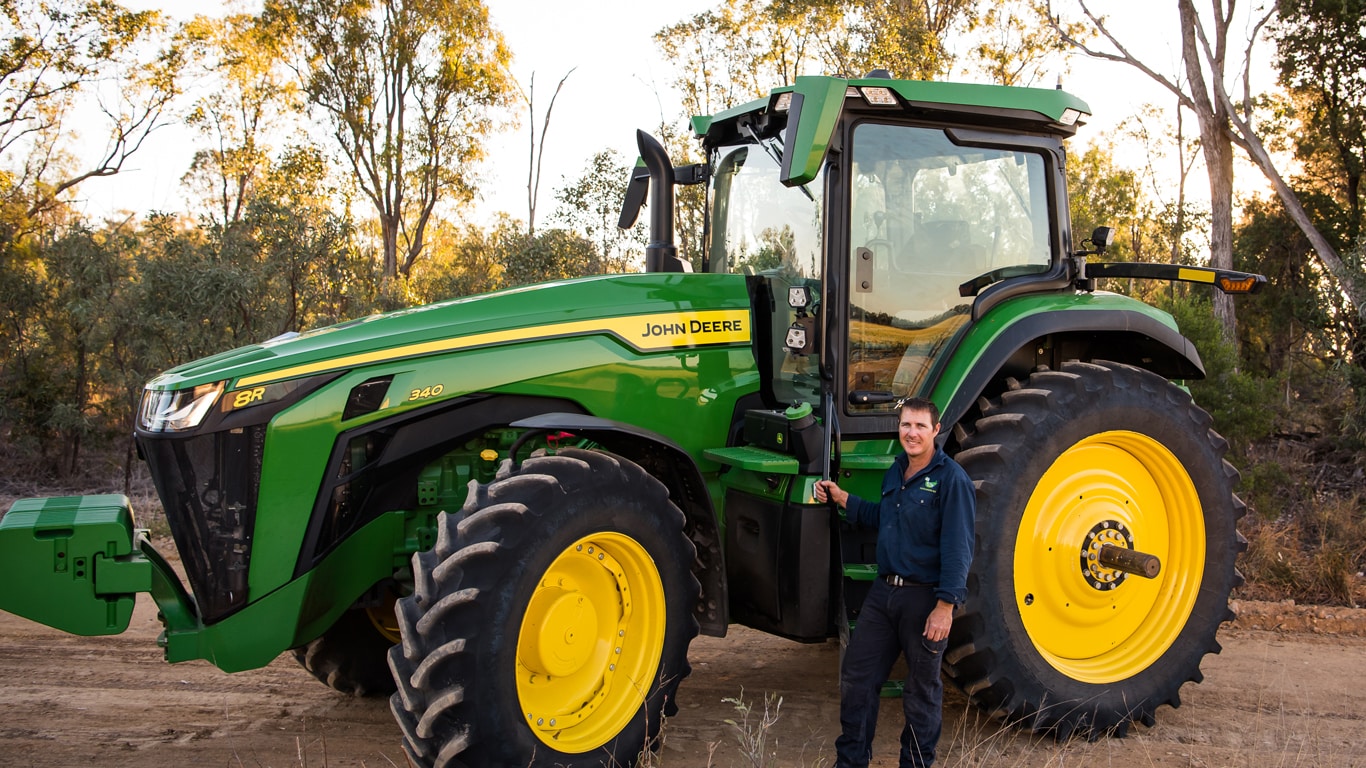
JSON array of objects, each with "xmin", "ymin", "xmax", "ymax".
[
  {"xmin": 625, "ymin": 74, "xmax": 1261, "ymax": 445},
  {"xmin": 627, "ymin": 74, "xmax": 1093, "ymax": 442}
]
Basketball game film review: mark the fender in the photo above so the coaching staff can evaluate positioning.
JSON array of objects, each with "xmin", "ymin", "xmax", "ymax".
[
  {"xmin": 938, "ymin": 306, "xmax": 1205, "ymax": 431},
  {"xmin": 299, "ymin": 394, "xmax": 588, "ymax": 576},
  {"xmin": 511, "ymin": 412, "xmax": 729, "ymax": 637}
]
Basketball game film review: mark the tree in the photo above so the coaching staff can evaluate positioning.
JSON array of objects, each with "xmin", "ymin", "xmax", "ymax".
[
  {"xmin": 830, "ymin": 0, "xmax": 973, "ymax": 80},
  {"xmin": 551, "ymin": 149, "xmax": 644, "ymax": 273},
  {"xmin": 493, "ymin": 215, "xmax": 598, "ymax": 287},
  {"xmin": 521, "ymin": 68, "xmax": 572, "ymax": 236},
  {"xmin": 654, "ymin": 0, "xmax": 977, "ymax": 120},
  {"xmin": 265, "ymin": 0, "xmax": 513, "ymax": 280},
  {"xmin": 1234, "ymin": 195, "xmax": 1340, "ymax": 378},
  {"xmin": 1048, "ymin": 0, "xmax": 1363, "ymax": 345},
  {"xmin": 406, "ymin": 219, "xmax": 504, "ymax": 303},
  {"xmin": 238, "ymin": 144, "xmax": 371, "ymax": 334},
  {"xmin": 0, "ymin": 0, "xmax": 180, "ymax": 219},
  {"xmin": 180, "ymin": 11, "xmax": 301, "ymax": 227},
  {"xmin": 967, "ymin": 0, "xmax": 1083, "ymax": 87},
  {"xmin": 1270, "ymin": 0, "xmax": 1365, "ymax": 246},
  {"xmin": 654, "ymin": 0, "xmax": 804, "ymax": 119}
]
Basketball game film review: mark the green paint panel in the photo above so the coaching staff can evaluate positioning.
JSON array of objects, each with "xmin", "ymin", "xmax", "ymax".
[
  {"xmin": 162, "ymin": 512, "xmax": 405, "ymax": 671},
  {"xmin": 783, "ymin": 76, "xmax": 850, "ymax": 185},
  {"xmin": 148, "ymin": 273, "xmax": 753, "ymax": 392},
  {"xmin": 843, "ymin": 563, "xmax": 878, "ymax": 581}
]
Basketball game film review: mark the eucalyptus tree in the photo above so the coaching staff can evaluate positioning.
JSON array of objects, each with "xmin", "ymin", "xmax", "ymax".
[
  {"xmin": 0, "ymin": 0, "xmax": 179, "ymax": 220},
  {"xmin": 264, "ymin": 0, "xmax": 514, "ymax": 279},
  {"xmin": 1270, "ymin": 0, "xmax": 1365, "ymax": 246},
  {"xmin": 180, "ymin": 10, "xmax": 301, "ymax": 227},
  {"xmin": 551, "ymin": 149, "xmax": 644, "ymax": 274},
  {"xmin": 1048, "ymin": 0, "xmax": 1363, "ymax": 345}
]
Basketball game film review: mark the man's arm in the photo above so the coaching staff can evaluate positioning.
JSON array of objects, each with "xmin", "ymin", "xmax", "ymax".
[
  {"xmin": 934, "ymin": 465, "xmax": 977, "ymax": 609},
  {"xmin": 814, "ymin": 479, "xmax": 873, "ymax": 526}
]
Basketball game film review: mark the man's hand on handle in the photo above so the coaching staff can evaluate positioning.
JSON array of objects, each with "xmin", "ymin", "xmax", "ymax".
[{"xmin": 814, "ymin": 479, "xmax": 848, "ymax": 509}]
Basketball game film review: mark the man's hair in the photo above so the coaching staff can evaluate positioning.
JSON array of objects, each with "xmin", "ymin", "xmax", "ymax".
[{"xmin": 899, "ymin": 396, "xmax": 941, "ymax": 426}]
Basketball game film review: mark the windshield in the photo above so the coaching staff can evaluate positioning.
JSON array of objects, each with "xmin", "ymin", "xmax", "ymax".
[
  {"xmin": 847, "ymin": 122, "xmax": 1053, "ymax": 410},
  {"xmin": 709, "ymin": 140, "xmax": 826, "ymax": 405},
  {"xmin": 708, "ymin": 143, "xmax": 823, "ymax": 277}
]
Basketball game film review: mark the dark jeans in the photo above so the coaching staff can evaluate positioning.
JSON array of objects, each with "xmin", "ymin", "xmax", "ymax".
[{"xmin": 834, "ymin": 578, "xmax": 947, "ymax": 768}]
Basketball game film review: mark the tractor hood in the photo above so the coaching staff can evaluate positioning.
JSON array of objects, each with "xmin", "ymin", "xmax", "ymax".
[{"xmin": 145, "ymin": 272, "xmax": 751, "ymax": 394}]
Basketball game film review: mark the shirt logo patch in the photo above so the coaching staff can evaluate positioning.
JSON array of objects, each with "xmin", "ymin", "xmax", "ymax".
[{"xmin": 922, "ymin": 478, "xmax": 939, "ymax": 493}]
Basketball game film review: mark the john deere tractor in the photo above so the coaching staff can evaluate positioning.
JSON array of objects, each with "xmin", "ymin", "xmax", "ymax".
[{"xmin": 0, "ymin": 73, "xmax": 1263, "ymax": 767}]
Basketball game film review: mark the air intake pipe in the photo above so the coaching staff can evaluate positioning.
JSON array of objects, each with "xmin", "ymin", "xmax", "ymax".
[{"xmin": 636, "ymin": 130, "xmax": 692, "ymax": 273}]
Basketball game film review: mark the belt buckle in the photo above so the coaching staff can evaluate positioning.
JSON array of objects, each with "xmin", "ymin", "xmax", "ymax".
[{"xmin": 885, "ymin": 574, "xmax": 904, "ymax": 587}]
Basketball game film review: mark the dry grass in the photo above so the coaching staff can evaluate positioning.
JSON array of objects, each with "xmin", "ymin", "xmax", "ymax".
[
  {"xmin": 1240, "ymin": 510, "xmax": 1366, "ymax": 607},
  {"xmin": 685, "ymin": 684, "xmax": 1366, "ymax": 768}
]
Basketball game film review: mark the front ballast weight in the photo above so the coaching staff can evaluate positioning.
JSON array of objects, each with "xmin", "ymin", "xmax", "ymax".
[{"xmin": 0, "ymin": 493, "xmax": 205, "ymax": 665}]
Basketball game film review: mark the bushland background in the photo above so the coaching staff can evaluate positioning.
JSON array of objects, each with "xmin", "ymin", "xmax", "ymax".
[{"xmin": 1, "ymin": 0, "xmax": 1364, "ymax": 610}]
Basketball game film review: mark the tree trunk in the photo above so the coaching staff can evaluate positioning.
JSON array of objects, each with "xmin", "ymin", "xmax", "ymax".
[
  {"xmin": 381, "ymin": 215, "xmax": 400, "ymax": 279},
  {"xmin": 1180, "ymin": 0, "xmax": 1237, "ymax": 344}
]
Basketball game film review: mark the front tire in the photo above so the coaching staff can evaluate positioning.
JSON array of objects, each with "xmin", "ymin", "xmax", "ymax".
[
  {"xmin": 388, "ymin": 448, "xmax": 700, "ymax": 767},
  {"xmin": 947, "ymin": 360, "xmax": 1245, "ymax": 738},
  {"xmin": 293, "ymin": 597, "xmax": 401, "ymax": 697}
]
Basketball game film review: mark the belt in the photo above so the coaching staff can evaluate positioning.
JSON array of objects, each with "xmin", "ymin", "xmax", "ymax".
[{"xmin": 882, "ymin": 574, "xmax": 930, "ymax": 587}]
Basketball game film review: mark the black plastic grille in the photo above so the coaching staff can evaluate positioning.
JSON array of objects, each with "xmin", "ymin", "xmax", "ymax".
[{"xmin": 141, "ymin": 424, "xmax": 264, "ymax": 623}]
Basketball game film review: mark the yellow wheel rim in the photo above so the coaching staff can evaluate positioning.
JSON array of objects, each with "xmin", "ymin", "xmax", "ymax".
[
  {"xmin": 365, "ymin": 591, "xmax": 401, "ymax": 644},
  {"xmin": 516, "ymin": 532, "xmax": 666, "ymax": 753},
  {"xmin": 1014, "ymin": 431, "xmax": 1205, "ymax": 684}
]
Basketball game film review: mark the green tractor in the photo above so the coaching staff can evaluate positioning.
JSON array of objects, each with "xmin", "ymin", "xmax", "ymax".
[{"xmin": 0, "ymin": 73, "xmax": 1263, "ymax": 767}]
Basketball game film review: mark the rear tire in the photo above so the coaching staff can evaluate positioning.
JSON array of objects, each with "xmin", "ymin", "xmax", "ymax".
[
  {"xmin": 388, "ymin": 448, "xmax": 699, "ymax": 768},
  {"xmin": 948, "ymin": 360, "xmax": 1245, "ymax": 738}
]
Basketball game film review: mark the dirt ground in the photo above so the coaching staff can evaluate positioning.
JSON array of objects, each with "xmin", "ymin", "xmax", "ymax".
[{"xmin": 0, "ymin": 588, "xmax": 1363, "ymax": 768}]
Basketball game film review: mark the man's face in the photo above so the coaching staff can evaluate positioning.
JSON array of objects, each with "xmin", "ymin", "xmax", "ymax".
[{"xmin": 899, "ymin": 406, "xmax": 940, "ymax": 461}]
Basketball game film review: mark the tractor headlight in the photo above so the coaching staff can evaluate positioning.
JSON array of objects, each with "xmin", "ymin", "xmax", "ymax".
[{"xmin": 138, "ymin": 381, "xmax": 225, "ymax": 433}]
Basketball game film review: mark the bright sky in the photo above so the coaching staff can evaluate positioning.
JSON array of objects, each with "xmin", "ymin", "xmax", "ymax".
[
  {"xmin": 79, "ymin": 0, "xmax": 716, "ymax": 223},
  {"xmin": 73, "ymin": 1, "xmax": 1273, "ymax": 224}
]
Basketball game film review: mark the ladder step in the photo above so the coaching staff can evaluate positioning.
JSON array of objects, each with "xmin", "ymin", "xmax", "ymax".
[{"xmin": 842, "ymin": 563, "xmax": 878, "ymax": 581}]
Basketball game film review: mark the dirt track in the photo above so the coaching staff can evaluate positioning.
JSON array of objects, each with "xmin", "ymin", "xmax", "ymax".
[{"xmin": 1, "ymin": 592, "xmax": 1364, "ymax": 768}]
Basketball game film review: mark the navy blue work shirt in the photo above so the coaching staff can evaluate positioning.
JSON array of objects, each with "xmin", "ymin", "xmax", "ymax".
[{"xmin": 845, "ymin": 448, "xmax": 975, "ymax": 607}]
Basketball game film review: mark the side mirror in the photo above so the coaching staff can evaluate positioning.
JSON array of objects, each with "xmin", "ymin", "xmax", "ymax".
[{"xmin": 1090, "ymin": 226, "xmax": 1115, "ymax": 255}]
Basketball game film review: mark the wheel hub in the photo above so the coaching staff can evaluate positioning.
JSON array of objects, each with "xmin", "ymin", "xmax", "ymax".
[
  {"xmin": 521, "ymin": 585, "xmax": 600, "ymax": 677},
  {"xmin": 1014, "ymin": 430, "xmax": 1206, "ymax": 683},
  {"xmin": 1080, "ymin": 521, "xmax": 1134, "ymax": 590}
]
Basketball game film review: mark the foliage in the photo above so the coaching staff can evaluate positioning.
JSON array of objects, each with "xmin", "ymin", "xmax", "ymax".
[
  {"xmin": 1160, "ymin": 292, "xmax": 1278, "ymax": 459},
  {"xmin": 0, "ymin": 0, "xmax": 180, "ymax": 219},
  {"xmin": 653, "ymin": 0, "xmax": 975, "ymax": 122},
  {"xmin": 493, "ymin": 215, "xmax": 601, "ymax": 287},
  {"xmin": 722, "ymin": 688, "xmax": 784, "ymax": 768},
  {"xmin": 1270, "ymin": 0, "xmax": 1366, "ymax": 246},
  {"xmin": 550, "ymin": 149, "xmax": 644, "ymax": 273},
  {"xmin": 1067, "ymin": 143, "xmax": 1142, "ymax": 260},
  {"xmin": 263, "ymin": 0, "xmax": 514, "ymax": 279},
  {"xmin": 1235, "ymin": 196, "xmax": 1349, "ymax": 373},
  {"xmin": 179, "ymin": 10, "xmax": 301, "ymax": 226},
  {"xmin": 966, "ymin": 0, "xmax": 1085, "ymax": 87}
]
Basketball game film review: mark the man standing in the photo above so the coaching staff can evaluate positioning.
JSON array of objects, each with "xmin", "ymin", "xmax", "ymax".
[{"xmin": 815, "ymin": 397, "xmax": 975, "ymax": 768}]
